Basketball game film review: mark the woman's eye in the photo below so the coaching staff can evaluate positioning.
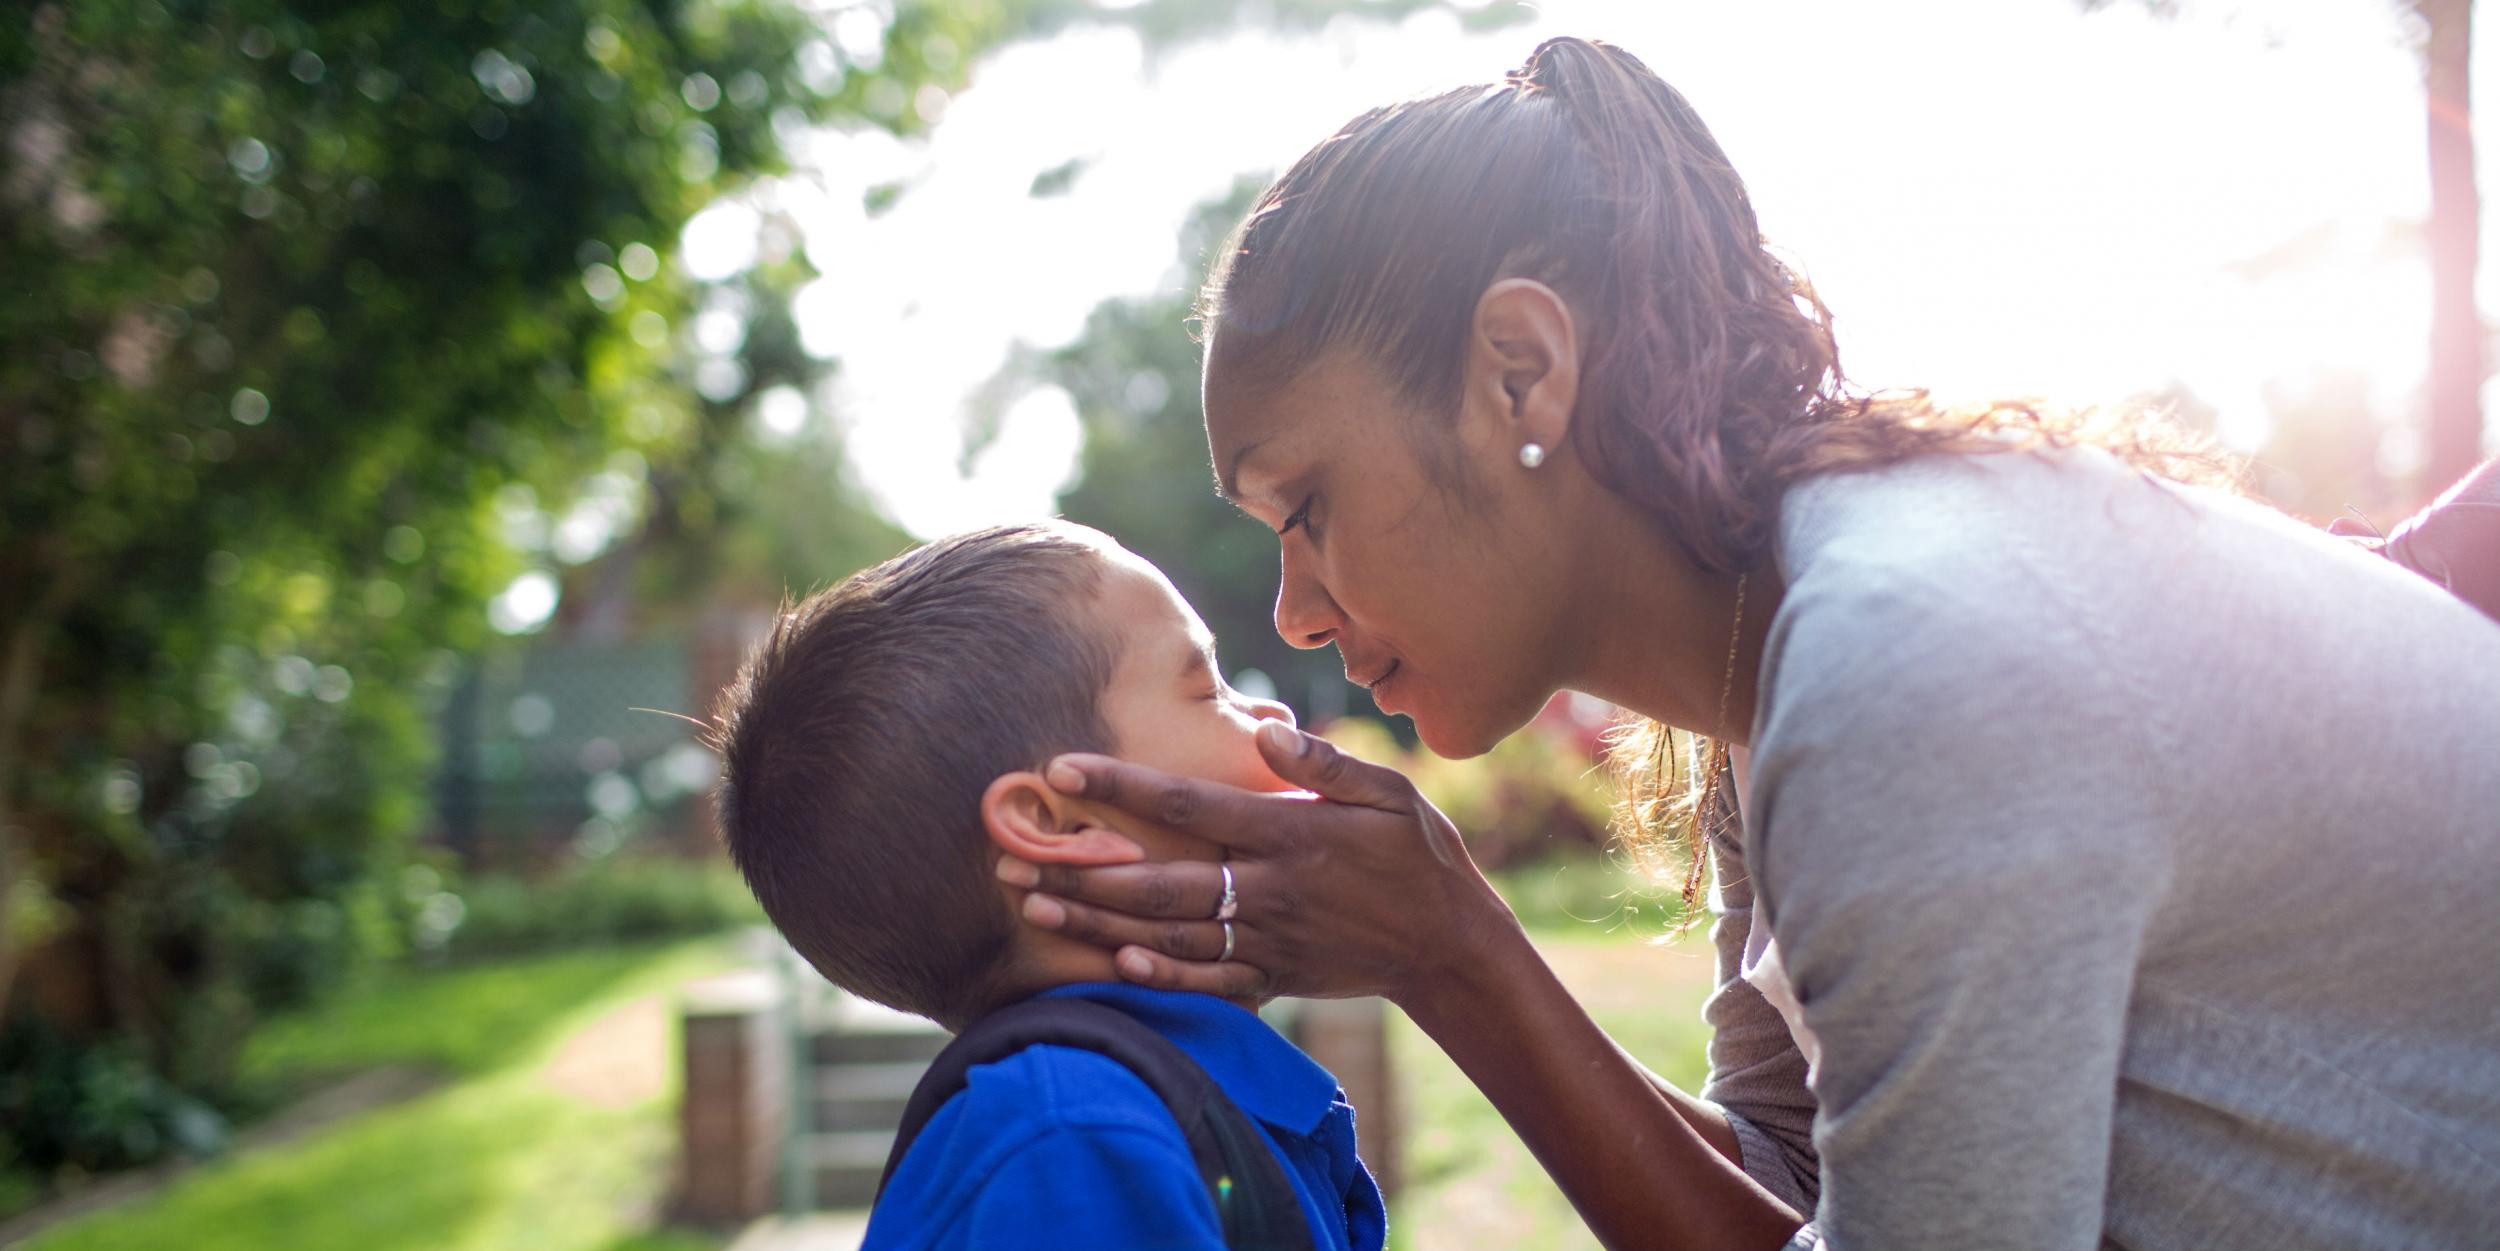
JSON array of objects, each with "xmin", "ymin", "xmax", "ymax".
[{"xmin": 1278, "ymin": 495, "xmax": 1314, "ymax": 538}]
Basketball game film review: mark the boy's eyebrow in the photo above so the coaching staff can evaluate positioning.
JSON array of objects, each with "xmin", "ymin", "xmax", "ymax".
[{"xmin": 1176, "ymin": 635, "xmax": 1218, "ymax": 681}]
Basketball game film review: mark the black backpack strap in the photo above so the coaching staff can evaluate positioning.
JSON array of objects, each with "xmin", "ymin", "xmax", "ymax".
[{"xmin": 875, "ymin": 997, "xmax": 1317, "ymax": 1251}]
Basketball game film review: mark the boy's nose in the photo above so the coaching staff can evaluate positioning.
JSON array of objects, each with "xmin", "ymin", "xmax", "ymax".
[{"xmin": 1246, "ymin": 697, "xmax": 1298, "ymax": 731}]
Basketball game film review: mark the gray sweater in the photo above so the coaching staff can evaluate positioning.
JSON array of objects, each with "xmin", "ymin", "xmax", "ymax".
[{"xmin": 1692, "ymin": 448, "xmax": 2500, "ymax": 1250}]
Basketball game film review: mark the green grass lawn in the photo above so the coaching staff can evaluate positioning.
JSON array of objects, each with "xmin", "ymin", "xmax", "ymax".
[
  {"xmin": 27, "ymin": 857, "xmax": 1698, "ymax": 1251},
  {"xmin": 27, "ymin": 939, "xmax": 741, "ymax": 1251}
]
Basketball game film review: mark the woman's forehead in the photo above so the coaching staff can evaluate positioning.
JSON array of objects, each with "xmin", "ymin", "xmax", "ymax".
[
  {"xmin": 1200, "ymin": 335, "xmax": 1279, "ymax": 494},
  {"xmin": 1204, "ymin": 379, "xmax": 1282, "ymax": 504},
  {"xmin": 1206, "ymin": 350, "xmax": 1400, "ymax": 501}
]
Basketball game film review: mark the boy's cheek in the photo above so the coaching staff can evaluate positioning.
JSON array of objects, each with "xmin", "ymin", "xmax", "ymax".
[
  {"xmin": 1216, "ymin": 715, "xmax": 1299, "ymax": 793},
  {"xmin": 1215, "ymin": 739, "xmax": 1296, "ymax": 794},
  {"xmin": 1122, "ymin": 721, "xmax": 1293, "ymax": 796}
]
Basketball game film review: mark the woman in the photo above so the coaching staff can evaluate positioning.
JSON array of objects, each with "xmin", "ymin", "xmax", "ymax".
[{"xmin": 995, "ymin": 37, "xmax": 2500, "ymax": 1250}]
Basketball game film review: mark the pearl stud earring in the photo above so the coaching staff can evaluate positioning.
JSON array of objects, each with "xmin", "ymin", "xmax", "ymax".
[{"xmin": 1518, "ymin": 442, "xmax": 1547, "ymax": 470}]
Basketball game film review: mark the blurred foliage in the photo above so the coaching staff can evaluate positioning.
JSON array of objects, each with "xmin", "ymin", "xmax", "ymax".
[
  {"xmin": 430, "ymin": 855, "xmax": 757, "ymax": 963},
  {"xmin": 1488, "ymin": 854, "xmax": 1690, "ymax": 937},
  {"xmin": 0, "ymin": 1026, "xmax": 231, "ymax": 1186},
  {"xmin": 0, "ymin": 0, "xmax": 916, "ymax": 1196},
  {"xmin": 0, "ymin": 0, "xmax": 858, "ymax": 1188},
  {"xmin": 0, "ymin": 0, "xmax": 1530, "ymax": 1205},
  {"xmin": 1320, "ymin": 718, "xmax": 1614, "ymax": 871}
]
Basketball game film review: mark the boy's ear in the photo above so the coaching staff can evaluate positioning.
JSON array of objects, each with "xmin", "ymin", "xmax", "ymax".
[{"xmin": 981, "ymin": 771, "xmax": 1145, "ymax": 866}]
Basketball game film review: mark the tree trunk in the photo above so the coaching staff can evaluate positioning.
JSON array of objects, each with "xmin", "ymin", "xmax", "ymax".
[
  {"xmin": 0, "ymin": 573, "xmax": 75, "ymax": 1030},
  {"xmin": 2422, "ymin": 0, "xmax": 2485, "ymax": 500}
]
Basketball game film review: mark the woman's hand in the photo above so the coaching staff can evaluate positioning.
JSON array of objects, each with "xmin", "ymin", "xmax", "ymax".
[
  {"xmin": 1009, "ymin": 721, "xmax": 1805, "ymax": 1250},
  {"xmin": 995, "ymin": 721, "xmax": 1524, "ymax": 1008}
]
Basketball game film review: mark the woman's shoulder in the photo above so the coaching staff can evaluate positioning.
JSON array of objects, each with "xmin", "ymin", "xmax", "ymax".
[
  {"xmin": 1774, "ymin": 445, "xmax": 2146, "ymax": 586},
  {"xmin": 1765, "ymin": 448, "xmax": 2149, "ymax": 652},
  {"xmin": 1752, "ymin": 446, "xmax": 2237, "ymax": 756},
  {"xmin": 1745, "ymin": 452, "xmax": 2194, "ymax": 905},
  {"xmin": 1773, "ymin": 441, "xmax": 2487, "ymax": 635},
  {"xmin": 1756, "ymin": 441, "xmax": 2500, "ymax": 757}
]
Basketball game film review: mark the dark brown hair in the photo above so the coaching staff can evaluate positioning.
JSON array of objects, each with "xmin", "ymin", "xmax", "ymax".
[
  {"xmin": 710, "ymin": 523, "xmax": 1118, "ymax": 1023},
  {"xmin": 1198, "ymin": 36, "xmax": 2235, "ymax": 905}
]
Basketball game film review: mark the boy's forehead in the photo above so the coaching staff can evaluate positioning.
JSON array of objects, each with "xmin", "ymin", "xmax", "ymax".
[{"xmin": 1092, "ymin": 548, "xmax": 1214, "ymax": 650}]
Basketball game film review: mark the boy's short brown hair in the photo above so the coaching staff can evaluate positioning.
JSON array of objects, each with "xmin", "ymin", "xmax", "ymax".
[{"xmin": 711, "ymin": 523, "xmax": 1119, "ymax": 1023}]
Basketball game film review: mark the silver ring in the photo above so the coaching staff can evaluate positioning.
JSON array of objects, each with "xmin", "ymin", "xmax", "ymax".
[
  {"xmin": 1218, "ymin": 919, "xmax": 1236, "ymax": 962},
  {"xmin": 1215, "ymin": 862, "xmax": 1239, "ymax": 922}
]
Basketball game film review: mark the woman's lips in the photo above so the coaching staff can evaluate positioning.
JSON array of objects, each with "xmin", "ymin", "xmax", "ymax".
[{"xmin": 1365, "ymin": 659, "xmax": 1403, "ymax": 711}]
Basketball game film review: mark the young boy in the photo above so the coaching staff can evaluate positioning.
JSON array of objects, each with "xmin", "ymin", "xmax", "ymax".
[{"xmin": 709, "ymin": 521, "xmax": 1387, "ymax": 1251}]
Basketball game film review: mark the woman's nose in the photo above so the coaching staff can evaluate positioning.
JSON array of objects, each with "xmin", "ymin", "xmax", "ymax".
[{"xmin": 1273, "ymin": 547, "xmax": 1342, "ymax": 650}]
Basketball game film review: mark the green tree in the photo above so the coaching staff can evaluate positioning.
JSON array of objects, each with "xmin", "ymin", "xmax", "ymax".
[
  {"xmin": 0, "ymin": 0, "xmax": 873, "ymax": 1178},
  {"xmin": 0, "ymin": 0, "xmax": 1528, "ymax": 1188},
  {"xmin": 0, "ymin": 0, "xmax": 1139, "ymax": 1181}
]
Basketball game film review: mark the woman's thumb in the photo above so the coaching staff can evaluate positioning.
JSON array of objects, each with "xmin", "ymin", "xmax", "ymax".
[{"xmin": 1259, "ymin": 722, "xmax": 1413, "ymax": 810}]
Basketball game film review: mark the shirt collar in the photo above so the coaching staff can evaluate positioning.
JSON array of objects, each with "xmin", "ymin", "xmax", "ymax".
[{"xmin": 1035, "ymin": 982, "xmax": 1344, "ymax": 1137}]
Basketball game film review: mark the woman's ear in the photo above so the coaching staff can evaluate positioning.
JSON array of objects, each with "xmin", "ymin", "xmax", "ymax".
[
  {"xmin": 1469, "ymin": 277, "xmax": 1581, "ymax": 455},
  {"xmin": 981, "ymin": 771, "xmax": 1145, "ymax": 866}
]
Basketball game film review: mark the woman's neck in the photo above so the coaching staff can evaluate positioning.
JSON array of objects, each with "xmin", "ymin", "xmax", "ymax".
[{"xmin": 1559, "ymin": 498, "xmax": 1783, "ymax": 744}]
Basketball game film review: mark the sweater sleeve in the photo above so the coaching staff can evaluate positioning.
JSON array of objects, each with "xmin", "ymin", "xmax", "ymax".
[
  {"xmin": 1746, "ymin": 558, "xmax": 2173, "ymax": 1251},
  {"xmin": 1696, "ymin": 793, "xmax": 1823, "ymax": 1212}
]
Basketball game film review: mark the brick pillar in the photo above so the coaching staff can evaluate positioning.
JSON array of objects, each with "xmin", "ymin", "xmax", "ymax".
[
  {"xmin": 677, "ymin": 971, "xmax": 789, "ymax": 1224},
  {"xmin": 1288, "ymin": 997, "xmax": 1402, "ymax": 1199}
]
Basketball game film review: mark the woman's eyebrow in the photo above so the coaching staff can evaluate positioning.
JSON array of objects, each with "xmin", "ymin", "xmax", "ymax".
[{"xmin": 1215, "ymin": 437, "xmax": 1271, "ymax": 503}]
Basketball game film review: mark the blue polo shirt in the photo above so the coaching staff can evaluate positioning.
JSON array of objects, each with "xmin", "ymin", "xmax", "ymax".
[{"xmin": 863, "ymin": 982, "xmax": 1388, "ymax": 1251}]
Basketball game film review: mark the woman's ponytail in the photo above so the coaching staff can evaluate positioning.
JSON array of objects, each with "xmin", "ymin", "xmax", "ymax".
[{"xmin": 1514, "ymin": 38, "xmax": 1843, "ymax": 575}]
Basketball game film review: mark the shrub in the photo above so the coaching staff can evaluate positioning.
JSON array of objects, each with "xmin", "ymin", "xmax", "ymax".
[
  {"xmin": 0, "ymin": 1024, "xmax": 229, "ymax": 1185},
  {"xmin": 435, "ymin": 854, "xmax": 759, "ymax": 962},
  {"xmin": 1320, "ymin": 717, "xmax": 1617, "ymax": 870}
]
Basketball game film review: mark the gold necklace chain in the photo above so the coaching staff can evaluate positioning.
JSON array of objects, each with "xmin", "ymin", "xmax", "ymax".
[
  {"xmin": 1716, "ymin": 571, "xmax": 1748, "ymax": 742},
  {"xmin": 1693, "ymin": 571, "xmax": 1748, "ymax": 844}
]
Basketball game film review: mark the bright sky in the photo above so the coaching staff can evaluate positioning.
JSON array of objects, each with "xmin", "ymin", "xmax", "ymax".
[{"xmin": 681, "ymin": 0, "xmax": 2500, "ymax": 540}]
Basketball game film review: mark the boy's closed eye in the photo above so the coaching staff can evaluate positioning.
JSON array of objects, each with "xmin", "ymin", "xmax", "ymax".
[{"xmin": 1088, "ymin": 546, "xmax": 1299, "ymax": 798}]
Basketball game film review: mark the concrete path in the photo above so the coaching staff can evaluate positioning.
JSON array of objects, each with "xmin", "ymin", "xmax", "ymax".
[{"xmin": 727, "ymin": 1212, "xmax": 873, "ymax": 1251}]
